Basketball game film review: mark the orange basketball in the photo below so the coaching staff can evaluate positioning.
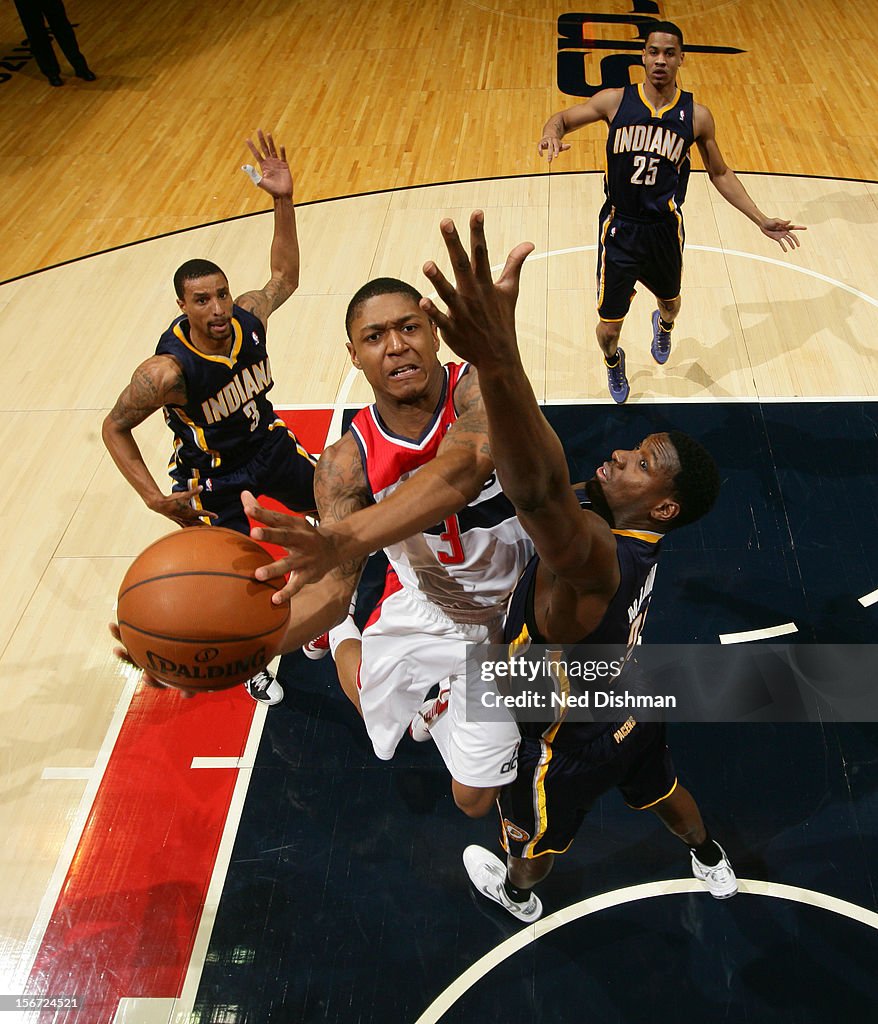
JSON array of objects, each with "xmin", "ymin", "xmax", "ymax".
[{"xmin": 117, "ymin": 527, "xmax": 290, "ymax": 690}]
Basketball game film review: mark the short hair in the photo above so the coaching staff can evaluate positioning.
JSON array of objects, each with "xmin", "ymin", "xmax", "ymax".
[
  {"xmin": 345, "ymin": 277, "xmax": 423, "ymax": 339},
  {"xmin": 173, "ymin": 259, "xmax": 226, "ymax": 299},
  {"xmin": 666, "ymin": 430, "xmax": 720, "ymax": 529},
  {"xmin": 643, "ymin": 20, "xmax": 684, "ymax": 50}
]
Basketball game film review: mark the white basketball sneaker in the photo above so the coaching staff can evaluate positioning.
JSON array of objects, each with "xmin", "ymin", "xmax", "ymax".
[
  {"xmin": 691, "ymin": 843, "xmax": 738, "ymax": 899},
  {"xmin": 463, "ymin": 845, "xmax": 542, "ymax": 923}
]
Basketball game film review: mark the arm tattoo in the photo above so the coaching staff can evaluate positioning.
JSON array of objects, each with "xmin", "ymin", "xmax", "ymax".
[
  {"xmin": 236, "ymin": 279, "xmax": 292, "ymax": 325},
  {"xmin": 315, "ymin": 438, "xmax": 373, "ymax": 581},
  {"xmin": 446, "ymin": 369, "xmax": 492, "ymax": 460},
  {"xmin": 109, "ymin": 361, "xmax": 186, "ymax": 429}
]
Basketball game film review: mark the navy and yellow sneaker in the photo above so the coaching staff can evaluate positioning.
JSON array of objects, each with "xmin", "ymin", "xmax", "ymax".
[
  {"xmin": 650, "ymin": 309, "xmax": 672, "ymax": 365},
  {"xmin": 606, "ymin": 347, "xmax": 630, "ymax": 404}
]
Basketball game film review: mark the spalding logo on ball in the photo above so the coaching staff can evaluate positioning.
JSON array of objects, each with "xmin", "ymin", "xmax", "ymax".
[{"xmin": 117, "ymin": 527, "xmax": 291, "ymax": 690}]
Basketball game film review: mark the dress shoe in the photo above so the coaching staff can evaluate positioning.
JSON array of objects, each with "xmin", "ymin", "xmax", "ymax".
[
  {"xmin": 74, "ymin": 66, "xmax": 96, "ymax": 81},
  {"xmin": 47, "ymin": 75, "xmax": 63, "ymax": 86}
]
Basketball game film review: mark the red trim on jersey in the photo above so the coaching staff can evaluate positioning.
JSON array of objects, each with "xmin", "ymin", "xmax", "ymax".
[{"xmin": 350, "ymin": 363, "xmax": 468, "ymax": 497}]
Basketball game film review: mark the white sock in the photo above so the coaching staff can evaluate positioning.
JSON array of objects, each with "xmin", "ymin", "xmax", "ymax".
[{"xmin": 328, "ymin": 616, "xmax": 361, "ymax": 659}]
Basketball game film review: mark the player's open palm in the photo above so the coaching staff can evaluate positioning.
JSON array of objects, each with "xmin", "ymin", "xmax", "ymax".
[
  {"xmin": 420, "ymin": 211, "xmax": 533, "ymax": 372},
  {"xmin": 246, "ymin": 130, "xmax": 293, "ymax": 200}
]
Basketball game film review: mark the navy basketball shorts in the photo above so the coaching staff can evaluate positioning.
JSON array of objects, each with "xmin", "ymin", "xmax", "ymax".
[
  {"xmin": 498, "ymin": 720, "xmax": 677, "ymax": 859},
  {"xmin": 595, "ymin": 207, "xmax": 685, "ymax": 322},
  {"xmin": 172, "ymin": 424, "xmax": 316, "ymax": 534}
]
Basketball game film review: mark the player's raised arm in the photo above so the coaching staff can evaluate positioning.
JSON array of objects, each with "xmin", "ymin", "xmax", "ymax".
[
  {"xmin": 421, "ymin": 212, "xmax": 618, "ymax": 591},
  {"xmin": 101, "ymin": 355, "xmax": 216, "ymax": 527},
  {"xmin": 694, "ymin": 105, "xmax": 806, "ymax": 253},
  {"xmin": 234, "ymin": 130, "xmax": 301, "ymax": 324},
  {"xmin": 538, "ymin": 89, "xmax": 623, "ymax": 162}
]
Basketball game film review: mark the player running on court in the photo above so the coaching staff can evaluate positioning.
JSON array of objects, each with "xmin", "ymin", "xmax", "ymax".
[{"xmin": 538, "ymin": 20, "xmax": 805, "ymax": 402}]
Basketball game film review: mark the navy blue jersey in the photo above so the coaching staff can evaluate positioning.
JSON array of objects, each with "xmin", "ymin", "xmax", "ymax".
[
  {"xmin": 156, "ymin": 304, "xmax": 282, "ymax": 476},
  {"xmin": 503, "ymin": 490, "xmax": 662, "ymax": 746},
  {"xmin": 603, "ymin": 84, "xmax": 695, "ymax": 222}
]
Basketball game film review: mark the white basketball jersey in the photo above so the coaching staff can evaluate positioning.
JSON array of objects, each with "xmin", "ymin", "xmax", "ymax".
[{"xmin": 349, "ymin": 363, "xmax": 533, "ymax": 624}]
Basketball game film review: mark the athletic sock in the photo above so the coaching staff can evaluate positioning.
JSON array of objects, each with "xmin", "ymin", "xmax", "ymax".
[
  {"xmin": 689, "ymin": 835, "xmax": 722, "ymax": 866},
  {"xmin": 659, "ymin": 317, "xmax": 674, "ymax": 333},
  {"xmin": 604, "ymin": 351, "xmax": 620, "ymax": 368},
  {"xmin": 328, "ymin": 616, "xmax": 361, "ymax": 659},
  {"xmin": 503, "ymin": 879, "xmax": 533, "ymax": 904}
]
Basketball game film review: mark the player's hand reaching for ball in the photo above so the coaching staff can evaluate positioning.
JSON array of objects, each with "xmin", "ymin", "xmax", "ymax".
[
  {"xmin": 243, "ymin": 491, "xmax": 340, "ymax": 602},
  {"xmin": 108, "ymin": 623, "xmax": 198, "ymax": 697}
]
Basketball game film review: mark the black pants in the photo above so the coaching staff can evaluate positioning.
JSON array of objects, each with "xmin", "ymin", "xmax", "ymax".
[{"xmin": 14, "ymin": 0, "xmax": 87, "ymax": 78}]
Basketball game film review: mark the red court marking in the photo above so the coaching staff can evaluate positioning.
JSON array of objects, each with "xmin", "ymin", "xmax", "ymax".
[
  {"xmin": 26, "ymin": 409, "xmax": 333, "ymax": 1022},
  {"xmin": 252, "ymin": 408, "xmax": 334, "ymax": 560}
]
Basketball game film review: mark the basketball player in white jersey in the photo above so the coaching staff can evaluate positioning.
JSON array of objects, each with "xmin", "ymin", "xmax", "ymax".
[{"xmin": 242, "ymin": 274, "xmax": 534, "ymax": 817}]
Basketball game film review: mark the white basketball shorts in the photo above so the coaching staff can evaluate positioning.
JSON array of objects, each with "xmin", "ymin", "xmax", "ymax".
[{"xmin": 357, "ymin": 585, "xmax": 519, "ymax": 788}]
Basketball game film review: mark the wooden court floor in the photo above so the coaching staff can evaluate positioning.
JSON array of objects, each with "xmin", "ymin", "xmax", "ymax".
[{"xmin": 0, "ymin": 1, "xmax": 877, "ymax": 1021}]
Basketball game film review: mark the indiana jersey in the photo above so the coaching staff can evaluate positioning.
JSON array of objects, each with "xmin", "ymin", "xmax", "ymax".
[
  {"xmin": 504, "ymin": 488, "xmax": 662, "ymax": 745},
  {"xmin": 604, "ymin": 83, "xmax": 695, "ymax": 221},
  {"xmin": 156, "ymin": 304, "xmax": 284, "ymax": 476},
  {"xmin": 350, "ymin": 363, "xmax": 533, "ymax": 624}
]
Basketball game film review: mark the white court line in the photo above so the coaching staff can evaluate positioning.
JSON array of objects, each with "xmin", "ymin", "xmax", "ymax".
[
  {"xmin": 322, "ymin": 243, "xmax": 878, "ymax": 412},
  {"xmin": 13, "ymin": 663, "xmax": 141, "ymax": 991},
  {"xmin": 538, "ymin": 394, "xmax": 878, "ymax": 405},
  {"xmin": 858, "ymin": 588, "xmax": 878, "ymax": 608},
  {"xmin": 40, "ymin": 767, "xmax": 93, "ymax": 780},
  {"xmin": 413, "ymin": 878, "xmax": 878, "ymax": 1024},
  {"xmin": 171, "ymin": 682, "xmax": 271, "ymax": 1022},
  {"xmin": 525, "ymin": 243, "xmax": 878, "ymax": 310},
  {"xmin": 190, "ymin": 757, "xmax": 241, "ymax": 770},
  {"xmin": 719, "ymin": 622, "xmax": 798, "ymax": 644}
]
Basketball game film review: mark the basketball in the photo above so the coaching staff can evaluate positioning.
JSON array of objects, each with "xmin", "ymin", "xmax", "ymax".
[{"xmin": 117, "ymin": 527, "xmax": 291, "ymax": 690}]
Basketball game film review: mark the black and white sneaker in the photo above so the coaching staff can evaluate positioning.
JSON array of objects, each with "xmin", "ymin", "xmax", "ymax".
[
  {"xmin": 463, "ymin": 845, "xmax": 542, "ymax": 922},
  {"xmin": 244, "ymin": 668, "xmax": 284, "ymax": 706}
]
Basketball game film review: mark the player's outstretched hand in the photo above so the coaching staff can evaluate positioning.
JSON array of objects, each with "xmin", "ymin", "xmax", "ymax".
[
  {"xmin": 242, "ymin": 491, "xmax": 338, "ymax": 603},
  {"xmin": 149, "ymin": 485, "xmax": 217, "ymax": 528},
  {"xmin": 537, "ymin": 136, "xmax": 571, "ymax": 162},
  {"xmin": 420, "ymin": 211, "xmax": 533, "ymax": 372},
  {"xmin": 108, "ymin": 622, "xmax": 197, "ymax": 697},
  {"xmin": 760, "ymin": 218, "xmax": 806, "ymax": 252},
  {"xmin": 245, "ymin": 129, "xmax": 293, "ymax": 200}
]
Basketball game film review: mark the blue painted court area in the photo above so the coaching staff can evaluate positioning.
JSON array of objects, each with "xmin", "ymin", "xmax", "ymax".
[{"xmin": 195, "ymin": 402, "xmax": 878, "ymax": 1023}]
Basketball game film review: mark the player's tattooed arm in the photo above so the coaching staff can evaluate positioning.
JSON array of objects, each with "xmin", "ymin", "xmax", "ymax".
[
  {"xmin": 538, "ymin": 88, "xmax": 623, "ymax": 161},
  {"xmin": 443, "ymin": 364, "xmax": 493, "ymax": 463},
  {"xmin": 235, "ymin": 132, "xmax": 300, "ymax": 325},
  {"xmin": 107, "ymin": 357, "xmax": 187, "ymax": 430},
  {"xmin": 101, "ymin": 356, "xmax": 214, "ymax": 528},
  {"xmin": 245, "ymin": 433, "xmax": 372, "ymax": 604},
  {"xmin": 235, "ymin": 276, "xmax": 294, "ymax": 326}
]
